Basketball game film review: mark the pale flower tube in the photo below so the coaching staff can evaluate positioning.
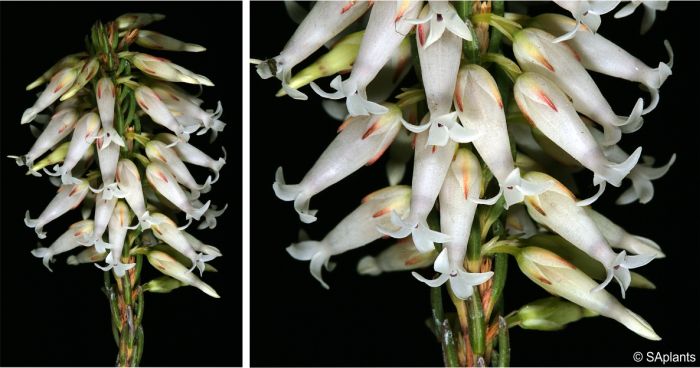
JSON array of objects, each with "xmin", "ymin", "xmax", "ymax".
[
  {"xmin": 95, "ymin": 77, "xmax": 125, "ymax": 149},
  {"xmin": 412, "ymin": 149, "xmax": 494, "ymax": 299},
  {"xmin": 513, "ymin": 28, "xmax": 643, "ymax": 146},
  {"xmin": 44, "ymin": 112, "xmax": 101, "ymax": 185},
  {"xmin": 522, "ymin": 171, "xmax": 655, "ymax": 297},
  {"xmin": 25, "ymin": 180, "xmax": 90, "ymax": 239},
  {"xmin": 31, "ymin": 220, "xmax": 95, "ymax": 271},
  {"xmin": 145, "ymin": 162, "xmax": 211, "ymax": 221},
  {"xmin": 9, "ymin": 108, "xmax": 78, "ymax": 170},
  {"xmin": 149, "ymin": 212, "xmax": 217, "ymax": 275},
  {"xmin": 21, "ymin": 66, "xmax": 79, "ymax": 125},
  {"xmin": 287, "ymin": 185, "xmax": 412, "ymax": 289},
  {"xmin": 273, "ymin": 103, "xmax": 403, "ymax": 223},
  {"xmin": 96, "ymin": 201, "xmax": 137, "ymax": 277}
]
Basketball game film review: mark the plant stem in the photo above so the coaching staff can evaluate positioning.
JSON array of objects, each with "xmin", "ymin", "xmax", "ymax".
[
  {"xmin": 431, "ymin": 286, "xmax": 460, "ymax": 367},
  {"xmin": 467, "ymin": 287, "xmax": 486, "ymax": 359},
  {"xmin": 497, "ymin": 316, "xmax": 511, "ymax": 367}
]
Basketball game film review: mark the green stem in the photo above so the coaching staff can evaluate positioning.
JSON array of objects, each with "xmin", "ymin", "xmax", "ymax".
[
  {"xmin": 456, "ymin": 1, "xmax": 481, "ymax": 63},
  {"xmin": 487, "ymin": 253, "xmax": 508, "ymax": 320},
  {"xmin": 497, "ymin": 316, "xmax": 511, "ymax": 367},
  {"xmin": 467, "ymin": 220, "xmax": 482, "ymax": 273},
  {"xmin": 488, "ymin": 1, "xmax": 505, "ymax": 53},
  {"xmin": 467, "ymin": 287, "xmax": 486, "ymax": 358},
  {"xmin": 431, "ymin": 286, "xmax": 459, "ymax": 367}
]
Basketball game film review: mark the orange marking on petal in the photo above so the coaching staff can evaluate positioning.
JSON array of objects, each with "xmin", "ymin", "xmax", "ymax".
[
  {"xmin": 137, "ymin": 98, "xmax": 148, "ymax": 110},
  {"xmin": 111, "ymin": 85, "xmax": 116, "ymax": 97},
  {"xmin": 156, "ymin": 171, "xmax": 169, "ymax": 182},
  {"xmin": 372, "ymin": 207, "xmax": 391, "ymax": 218},
  {"xmin": 455, "ymin": 87, "xmax": 464, "ymax": 112},
  {"xmin": 394, "ymin": 1, "xmax": 409, "ymax": 22},
  {"xmin": 341, "ymin": 1, "xmax": 355, "ymax": 14},
  {"xmin": 417, "ymin": 24, "xmax": 426, "ymax": 47},
  {"xmin": 168, "ymin": 92, "xmax": 180, "ymax": 102},
  {"xmin": 537, "ymin": 54, "xmax": 555, "ymax": 72},
  {"xmin": 527, "ymin": 198, "xmax": 546, "ymax": 216},
  {"xmin": 432, "ymin": 146, "xmax": 437, "ymax": 154},
  {"xmin": 153, "ymin": 227, "xmax": 162, "ymax": 235},
  {"xmin": 411, "ymin": 134, "xmax": 417, "ymax": 149},
  {"xmin": 563, "ymin": 43, "xmax": 581, "ymax": 61},
  {"xmin": 537, "ymin": 91, "xmax": 558, "ymax": 112},
  {"xmin": 69, "ymin": 186, "xmax": 79, "ymax": 196},
  {"xmin": 157, "ymin": 153, "xmax": 168, "ymax": 163},
  {"xmin": 462, "ymin": 171, "xmax": 470, "ymax": 199},
  {"xmin": 537, "ymin": 276, "xmax": 552, "ymax": 285},
  {"xmin": 337, "ymin": 117, "xmax": 354, "ymax": 132},
  {"xmin": 362, "ymin": 122, "xmax": 380, "ymax": 140},
  {"xmin": 97, "ymin": 86, "xmax": 102, "ymax": 99},
  {"xmin": 497, "ymin": 96, "xmax": 504, "ymax": 109},
  {"xmin": 53, "ymin": 83, "xmax": 65, "ymax": 93}
]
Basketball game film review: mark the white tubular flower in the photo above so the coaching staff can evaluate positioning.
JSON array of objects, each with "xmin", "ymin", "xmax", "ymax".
[
  {"xmin": 154, "ymin": 133, "xmax": 226, "ymax": 180},
  {"xmin": 116, "ymin": 159, "xmax": 159, "ymax": 230},
  {"xmin": 357, "ymin": 238, "xmax": 437, "ymax": 276},
  {"xmin": 522, "ymin": 171, "xmax": 655, "ymax": 298},
  {"xmin": 584, "ymin": 207, "xmax": 665, "ymax": 259},
  {"xmin": 413, "ymin": 149, "xmax": 494, "ymax": 299},
  {"xmin": 21, "ymin": 66, "xmax": 80, "ymax": 125},
  {"xmin": 130, "ymin": 53, "xmax": 213, "ymax": 86},
  {"xmin": 183, "ymin": 231, "xmax": 222, "ymax": 257},
  {"xmin": 513, "ymin": 28, "xmax": 643, "ymax": 146},
  {"xmin": 135, "ymin": 85, "xmax": 199, "ymax": 142},
  {"xmin": 145, "ymin": 140, "xmax": 213, "ymax": 197},
  {"xmin": 79, "ymin": 192, "xmax": 117, "ymax": 253},
  {"xmin": 96, "ymin": 201, "xmax": 137, "ymax": 277},
  {"xmin": 149, "ymin": 213, "xmax": 217, "ymax": 276},
  {"xmin": 145, "ymin": 250, "xmax": 220, "ymax": 298},
  {"xmin": 151, "ymin": 84, "xmax": 226, "ymax": 139},
  {"xmin": 9, "ymin": 108, "xmax": 78, "ymax": 170},
  {"xmin": 530, "ymin": 13, "xmax": 673, "ymax": 114},
  {"xmin": 310, "ymin": 1, "xmax": 421, "ymax": 116},
  {"xmin": 515, "ymin": 246, "xmax": 660, "ymax": 340},
  {"xmin": 192, "ymin": 200, "xmax": 228, "ymax": 230},
  {"xmin": 587, "ymin": 124, "xmax": 676, "ymax": 205},
  {"xmin": 456, "ymin": 65, "xmax": 550, "ymax": 208},
  {"xmin": 256, "ymin": 0, "xmax": 371, "ymax": 100},
  {"xmin": 148, "ymin": 80, "xmax": 204, "ymax": 106},
  {"xmin": 552, "ymin": 0, "xmax": 620, "ymax": 42},
  {"xmin": 273, "ymin": 103, "xmax": 403, "ymax": 223},
  {"xmin": 25, "ymin": 53, "xmax": 86, "ymax": 91},
  {"xmin": 408, "ymin": 1, "xmax": 472, "ymax": 49},
  {"xmin": 93, "ymin": 133, "xmax": 125, "ymax": 200},
  {"xmin": 25, "ymin": 180, "xmax": 90, "ymax": 239},
  {"xmin": 115, "ymin": 12, "xmax": 165, "ymax": 30},
  {"xmin": 31, "ymin": 220, "xmax": 95, "ymax": 271},
  {"xmin": 61, "ymin": 57, "xmax": 99, "ymax": 101},
  {"xmin": 378, "ymin": 124, "xmax": 455, "ymax": 253},
  {"xmin": 287, "ymin": 185, "xmax": 412, "ymax": 289},
  {"xmin": 43, "ymin": 112, "xmax": 100, "ymax": 185},
  {"xmin": 402, "ymin": 10, "xmax": 478, "ymax": 147},
  {"xmin": 145, "ymin": 162, "xmax": 211, "ymax": 221},
  {"xmin": 67, "ymin": 246, "xmax": 107, "ymax": 266},
  {"xmin": 614, "ymin": 0, "xmax": 669, "ymax": 34},
  {"xmin": 95, "ymin": 78, "xmax": 125, "ymax": 149},
  {"xmin": 514, "ymin": 72, "xmax": 642, "ymax": 204},
  {"xmin": 136, "ymin": 30, "xmax": 206, "ymax": 52}
]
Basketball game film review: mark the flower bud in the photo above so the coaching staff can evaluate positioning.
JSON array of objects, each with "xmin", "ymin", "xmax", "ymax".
[
  {"xmin": 31, "ymin": 220, "xmax": 94, "ymax": 271},
  {"xmin": 511, "ymin": 297, "xmax": 597, "ymax": 331},
  {"xmin": 515, "ymin": 246, "xmax": 660, "ymax": 340},
  {"xmin": 131, "ymin": 53, "xmax": 213, "ymax": 86},
  {"xmin": 115, "ymin": 13, "xmax": 165, "ymax": 30},
  {"xmin": 136, "ymin": 30, "xmax": 206, "ymax": 52},
  {"xmin": 26, "ymin": 52, "xmax": 86, "ymax": 91},
  {"xmin": 67, "ymin": 246, "xmax": 107, "ymax": 265},
  {"xmin": 61, "ymin": 57, "xmax": 99, "ymax": 101},
  {"xmin": 584, "ymin": 207, "xmax": 665, "ymax": 259},
  {"xmin": 357, "ymin": 238, "xmax": 437, "ymax": 276},
  {"xmin": 145, "ymin": 250, "xmax": 220, "ymax": 298},
  {"xmin": 10, "ymin": 108, "xmax": 78, "ymax": 170},
  {"xmin": 143, "ymin": 276, "xmax": 185, "ymax": 293},
  {"xmin": 25, "ymin": 180, "xmax": 90, "ymax": 239},
  {"xmin": 21, "ymin": 66, "xmax": 80, "ymax": 125},
  {"xmin": 28, "ymin": 141, "xmax": 70, "ymax": 174},
  {"xmin": 135, "ymin": 85, "xmax": 198, "ymax": 141}
]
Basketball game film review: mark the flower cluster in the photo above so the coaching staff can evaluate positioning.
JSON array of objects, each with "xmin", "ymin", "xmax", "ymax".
[
  {"xmin": 10, "ymin": 13, "xmax": 228, "ymax": 297},
  {"xmin": 256, "ymin": 0, "xmax": 674, "ymax": 352}
]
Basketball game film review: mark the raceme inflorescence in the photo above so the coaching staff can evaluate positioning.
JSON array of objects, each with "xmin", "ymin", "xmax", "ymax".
[
  {"xmin": 255, "ymin": 1, "xmax": 674, "ymax": 366},
  {"xmin": 10, "ymin": 12, "xmax": 228, "ymax": 366}
]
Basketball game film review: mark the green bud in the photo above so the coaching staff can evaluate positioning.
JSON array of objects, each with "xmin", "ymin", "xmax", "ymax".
[
  {"xmin": 512, "ymin": 297, "xmax": 597, "ymax": 331},
  {"xmin": 29, "ymin": 141, "xmax": 70, "ymax": 173},
  {"xmin": 143, "ymin": 276, "xmax": 185, "ymax": 293}
]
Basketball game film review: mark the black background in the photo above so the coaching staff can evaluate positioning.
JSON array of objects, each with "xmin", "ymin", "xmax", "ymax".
[
  {"xmin": 251, "ymin": 2, "xmax": 700, "ymax": 367},
  {"xmin": 1, "ymin": 2, "xmax": 242, "ymax": 366}
]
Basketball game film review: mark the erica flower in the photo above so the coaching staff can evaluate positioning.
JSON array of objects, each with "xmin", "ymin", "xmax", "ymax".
[
  {"xmin": 25, "ymin": 180, "xmax": 90, "ymax": 239},
  {"xmin": 311, "ymin": 1, "xmax": 421, "ymax": 116},
  {"xmin": 513, "ymin": 28, "xmax": 643, "ymax": 146},
  {"xmin": 136, "ymin": 30, "xmax": 206, "ymax": 52},
  {"xmin": 44, "ymin": 112, "xmax": 101, "ymax": 185},
  {"xmin": 144, "ymin": 250, "xmax": 220, "ymax": 298},
  {"xmin": 412, "ymin": 149, "xmax": 494, "ymax": 299},
  {"xmin": 256, "ymin": 0, "xmax": 372, "ymax": 100},
  {"xmin": 455, "ymin": 64, "xmax": 550, "ymax": 208},
  {"xmin": 514, "ymin": 72, "xmax": 641, "ymax": 204},
  {"xmin": 95, "ymin": 77, "xmax": 125, "ymax": 149},
  {"xmin": 9, "ymin": 108, "xmax": 78, "ymax": 171},
  {"xmin": 614, "ymin": 0, "xmax": 668, "ymax": 34},
  {"xmin": 357, "ymin": 238, "xmax": 438, "ymax": 276},
  {"xmin": 408, "ymin": 1, "xmax": 473, "ymax": 49},
  {"xmin": 129, "ymin": 52, "xmax": 213, "ymax": 86},
  {"xmin": 273, "ymin": 103, "xmax": 404, "ymax": 223},
  {"xmin": 21, "ymin": 66, "xmax": 80, "ymax": 125},
  {"xmin": 96, "ymin": 201, "xmax": 137, "ymax": 277},
  {"xmin": 287, "ymin": 185, "xmax": 412, "ymax": 289},
  {"xmin": 149, "ymin": 212, "xmax": 218, "ymax": 275},
  {"xmin": 135, "ymin": 85, "xmax": 199, "ymax": 142},
  {"xmin": 31, "ymin": 220, "xmax": 95, "ymax": 271},
  {"xmin": 584, "ymin": 207, "xmax": 665, "ymax": 259},
  {"xmin": 551, "ymin": 0, "xmax": 619, "ymax": 42},
  {"xmin": 522, "ymin": 172, "xmax": 654, "ymax": 297},
  {"xmin": 515, "ymin": 246, "xmax": 660, "ymax": 340},
  {"xmin": 145, "ymin": 162, "xmax": 211, "ymax": 221},
  {"xmin": 529, "ymin": 13, "xmax": 673, "ymax": 114}
]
